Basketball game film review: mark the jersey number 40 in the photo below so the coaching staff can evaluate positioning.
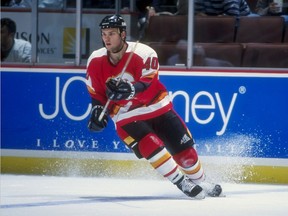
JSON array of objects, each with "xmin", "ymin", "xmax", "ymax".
[{"xmin": 143, "ymin": 57, "xmax": 158, "ymax": 70}]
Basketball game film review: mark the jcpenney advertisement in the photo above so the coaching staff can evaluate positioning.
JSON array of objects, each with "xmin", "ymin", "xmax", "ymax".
[{"xmin": 1, "ymin": 69, "xmax": 288, "ymax": 159}]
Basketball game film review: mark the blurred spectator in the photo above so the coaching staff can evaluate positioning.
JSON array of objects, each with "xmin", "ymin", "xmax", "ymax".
[
  {"xmin": 255, "ymin": 0, "xmax": 288, "ymax": 23},
  {"xmin": 136, "ymin": 0, "xmax": 177, "ymax": 23},
  {"xmin": 38, "ymin": 0, "xmax": 63, "ymax": 8},
  {"xmin": 137, "ymin": 0, "xmax": 178, "ymax": 39},
  {"xmin": 175, "ymin": 0, "xmax": 188, "ymax": 15},
  {"xmin": 6, "ymin": 0, "xmax": 63, "ymax": 8},
  {"xmin": 255, "ymin": 0, "xmax": 287, "ymax": 15},
  {"xmin": 1, "ymin": 18, "xmax": 31, "ymax": 63},
  {"xmin": 166, "ymin": 40, "xmax": 233, "ymax": 67},
  {"xmin": 194, "ymin": 0, "xmax": 252, "ymax": 17},
  {"xmin": 8, "ymin": 0, "xmax": 31, "ymax": 7}
]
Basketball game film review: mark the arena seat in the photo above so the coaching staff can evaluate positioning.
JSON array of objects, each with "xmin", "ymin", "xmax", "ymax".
[
  {"xmin": 194, "ymin": 16, "xmax": 237, "ymax": 43},
  {"xmin": 284, "ymin": 25, "xmax": 288, "ymax": 43},
  {"xmin": 147, "ymin": 42, "xmax": 180, "ymax": 65},
  {"xmin": 197, "ymin": 43, "xmax": 244, "ymax": 67},
  {"xmin": 144, "ymin": 15, "xmax": 188, "ymax": 42},
  {"xmin": 149, "ymin": 42, "xmax": 208, "ymax": 66},
  {"xmin": 149, "ymin": 42, "xmax": 244, "ymax": 67},
  {"xmin": 242, "ymin": 43, "xmax": 288, "ymax": 68},
  {"xmin": 235, "ymin": 17, "xmax": 285, "ymax": 43}
]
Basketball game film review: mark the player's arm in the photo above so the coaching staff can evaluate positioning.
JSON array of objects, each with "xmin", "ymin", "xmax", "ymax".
[
  {"xmin": 86, "ymin": 75, "xmax": 108, "ymax": 132},
  {"xmin": 86, "ymin": 62, "xmax": 109, "ymax": 132}
]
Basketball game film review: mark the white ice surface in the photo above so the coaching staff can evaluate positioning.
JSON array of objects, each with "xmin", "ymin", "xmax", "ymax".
[{"xmin": 1, "ymin": 174, "xmax": 288, "ymax": 216}]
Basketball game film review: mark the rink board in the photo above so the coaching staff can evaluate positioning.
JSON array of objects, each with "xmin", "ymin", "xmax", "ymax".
[
  {"xmin": 1, "ymin": 68, "xmax": 288, "ymax": 183},
  {"xmin": 2, "ymin": 153, "xmax": 288, "ymax": 184}
]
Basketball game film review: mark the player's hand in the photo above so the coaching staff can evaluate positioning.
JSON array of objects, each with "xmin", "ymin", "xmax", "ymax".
[
  {"xmin": 269, "ymin": 2, "xmax": 281, "ymax": 13},
  {"xmin": 106, "ymin": 78, "xmax": 135, "ymax": 101},
  {"xmin": 88, "ymin": 105, "xmax": 108, "ymax": 132}
]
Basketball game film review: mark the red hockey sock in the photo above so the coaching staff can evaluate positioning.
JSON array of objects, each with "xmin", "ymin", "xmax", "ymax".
[
  {"xmin": 139, "ymin": 133, "xmax": 183, "ymax": 184},
  {"xmin": 173, "ymin": 147, "xmax": 205, "ymax": 184}
]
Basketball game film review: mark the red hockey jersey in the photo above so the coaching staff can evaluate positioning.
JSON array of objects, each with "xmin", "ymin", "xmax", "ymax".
[{"xmin": 86, "ymin": 41, "xmax": 173, "ymax": 126}]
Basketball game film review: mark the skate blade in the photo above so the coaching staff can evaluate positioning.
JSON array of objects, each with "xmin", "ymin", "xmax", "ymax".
[{"xmin": 208, "ymin": 191, "xmax": 226, "ymax": 198}]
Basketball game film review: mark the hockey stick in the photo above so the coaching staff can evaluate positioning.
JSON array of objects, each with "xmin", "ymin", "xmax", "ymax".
[{"xmin": 98, "ymin": 40, "xmax": 139, "ymax": 121}]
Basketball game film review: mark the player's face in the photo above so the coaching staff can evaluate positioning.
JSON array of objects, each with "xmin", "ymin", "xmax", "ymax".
[{"xmin": 101, "ymin": 28, "xmax": 125, "ymax": 52}]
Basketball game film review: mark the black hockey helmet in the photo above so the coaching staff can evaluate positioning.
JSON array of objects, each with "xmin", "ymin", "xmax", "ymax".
[{"xmin": 99, "ymin": 15, "xmax": 127, "ymax": 32}]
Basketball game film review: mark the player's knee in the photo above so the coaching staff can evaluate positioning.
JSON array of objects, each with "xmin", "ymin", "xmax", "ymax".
[
  {"xmin": 138, "ymin": 133, "xmax": 164, "ymax": 159},
  {"xmin": 173, "ymin": 147, "xmax": 198, "ymax": 168}
]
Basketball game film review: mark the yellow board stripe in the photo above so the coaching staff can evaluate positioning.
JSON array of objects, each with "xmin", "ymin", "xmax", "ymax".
[
  {"xmin": 1, "ymin": 156, "xmax": 288, "ymax": 184},
  {"xmin": 0, "ymin": 156, "xmax": 156, "ymax": 178},
  {"xmin": 242, "ymin": 166, "xmax": 288, "ymax": 184}
]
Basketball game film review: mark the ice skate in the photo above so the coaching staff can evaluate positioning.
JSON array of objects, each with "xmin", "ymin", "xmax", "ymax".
[
  {"xmin": 198, "ymin": 182, "xmax": 223, "ymax": 197},
  {"xmin": 175, "ymin": 176, "xmax": 205, "ymax": 199}
]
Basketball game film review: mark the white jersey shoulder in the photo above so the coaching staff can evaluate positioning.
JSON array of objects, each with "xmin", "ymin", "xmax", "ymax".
[
  {"xmin": 127, "ymin": 41, "xmax": 159, "ymax": 76},
  {"xmin": 86, "ymin": 47, "xmax": 107, "ymax": 67},
  {"xmin": 127, "ymin": 41, "xmax": 158, "ymax": 60}
]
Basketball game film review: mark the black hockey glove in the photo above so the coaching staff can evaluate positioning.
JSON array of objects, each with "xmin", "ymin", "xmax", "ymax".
[
  {"xmin": 106, "ymin": 78, "xmax": 135, "ymax": 101},
  {"xmin": 88, "ymin": 105, "xmax": 108, "ymax": 132}
]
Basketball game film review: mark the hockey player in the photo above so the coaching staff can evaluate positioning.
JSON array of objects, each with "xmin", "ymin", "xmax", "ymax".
[{"xmin": 86, "ymin": 14, "xmax": 222, "ymax": 199}]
